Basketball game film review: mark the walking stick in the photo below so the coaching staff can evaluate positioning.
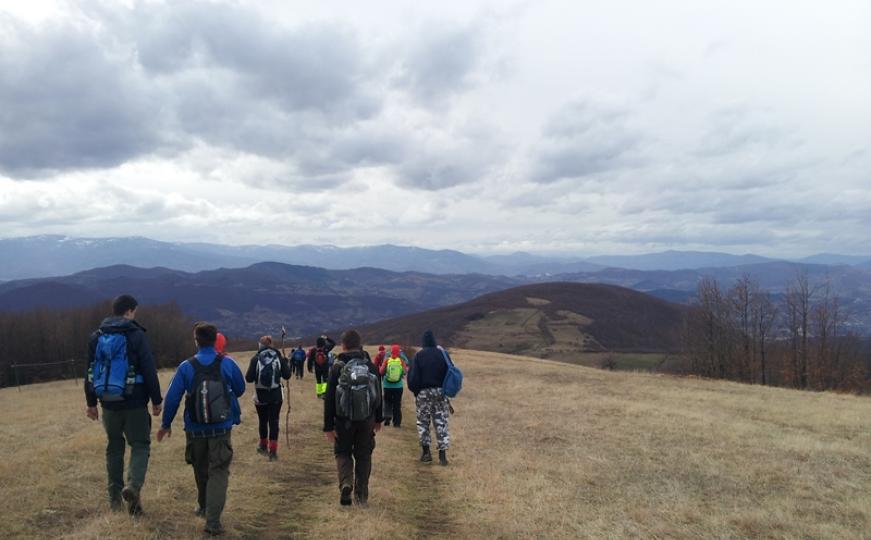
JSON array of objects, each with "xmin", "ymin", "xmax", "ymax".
[{"xmin": 282, "ymin": 326, "xmax": 291, "ymax": 447}]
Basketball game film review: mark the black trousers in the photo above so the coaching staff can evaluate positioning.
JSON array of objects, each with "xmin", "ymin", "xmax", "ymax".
[
  {"xmin": 314, "ymin": 364, "xmax": 329, "ymax": 385},
  {"xmin": 383, "ymin": 387, "xmax": 403, "ymax": 426},
  {"xmin": 292, "ymin": 361, "xmax": 305, "ymax": 378},
  {"xmin": 334, "ymin": 417, "xmax": 376, "ymax": 501},
  {"xmin": 255, "ymin": 402, "xmax": 282, "ymax": 441}
]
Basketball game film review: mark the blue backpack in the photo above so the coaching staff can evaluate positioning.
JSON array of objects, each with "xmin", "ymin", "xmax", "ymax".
[
  {"xmin": 89, "ymin": 332, "xmax": 142, "ymax": 402},
  {"xmin": 440, "ymin": 348, "xmax": 463, "ymax": 398}
]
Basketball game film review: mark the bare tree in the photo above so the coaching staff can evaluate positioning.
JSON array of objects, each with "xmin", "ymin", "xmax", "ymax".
[
  {"xmin": 750, "ymin": 286, "xmax": 777, "ymax": 385},
  {"xmin": 785, "ymin": 270, "xmax": 816, "ymax": 389}
]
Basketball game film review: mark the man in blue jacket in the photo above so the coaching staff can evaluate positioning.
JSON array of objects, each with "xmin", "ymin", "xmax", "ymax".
[
  {"xmin": 84, "ymin": 294, "xmax": 163, "ymax": 515},
  {"xmin": 157, "ymin": 322, "xmax": 245, "ymax": 536}
]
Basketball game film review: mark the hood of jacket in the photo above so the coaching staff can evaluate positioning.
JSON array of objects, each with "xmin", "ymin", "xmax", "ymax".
[
  {"xmin": 421, "ymin": 330, "xmax": 437, "ymax": 348},
  {"xmin": 99, "ymin": 316, "xmax": 146, "ymax": 334}
]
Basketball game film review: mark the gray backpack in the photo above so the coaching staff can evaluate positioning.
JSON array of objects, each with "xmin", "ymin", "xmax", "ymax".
[{"xmin": 335, "ymin": 356, "xmax": 380, "ymax": 421}]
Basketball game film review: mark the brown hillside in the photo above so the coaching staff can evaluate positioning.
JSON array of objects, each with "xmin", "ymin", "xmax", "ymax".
[{"xmin": 353, "ymin": 282, "xmax": 686, "ymax": 358}]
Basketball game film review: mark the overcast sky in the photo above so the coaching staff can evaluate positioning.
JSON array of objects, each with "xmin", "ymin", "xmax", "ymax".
[{"xmin": 1, "ymin": 0, "xmax": 869, "ymax": 256}]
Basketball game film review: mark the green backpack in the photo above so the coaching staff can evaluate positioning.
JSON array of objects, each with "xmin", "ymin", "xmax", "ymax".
[
  {"xmin": 335, "ymin": 357, "xmax": 380, "ymax": 421},
  {"xmin": 385, "ymin": 357, "xmax": 404, "ymax": 383}
]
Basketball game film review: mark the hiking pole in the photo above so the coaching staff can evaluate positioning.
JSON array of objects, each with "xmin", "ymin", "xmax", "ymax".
[{"xmin": 281, "ymin": 326, "xmax": 291, "ymax": 448}]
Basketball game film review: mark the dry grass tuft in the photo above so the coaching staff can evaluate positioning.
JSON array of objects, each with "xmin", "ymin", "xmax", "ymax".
[{"xmin": 1, "ymin": 349, "xmax": 870, "ymax": 539}]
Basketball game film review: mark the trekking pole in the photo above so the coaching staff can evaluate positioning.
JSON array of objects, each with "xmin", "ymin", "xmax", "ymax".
[{"xmin": 281, "ymin": 326, "xmax": 290, "ymax": 447}]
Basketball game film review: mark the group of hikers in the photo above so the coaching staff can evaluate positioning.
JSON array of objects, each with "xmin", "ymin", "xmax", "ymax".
[{"xmin": 84, "ymin": 294, "xmax": 461, "ymax": 536}]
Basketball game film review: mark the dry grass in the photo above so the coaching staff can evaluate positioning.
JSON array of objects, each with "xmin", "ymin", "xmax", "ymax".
[{"xmin": 1, "ymin": 350, "xmax": 870, "ymax": 539}]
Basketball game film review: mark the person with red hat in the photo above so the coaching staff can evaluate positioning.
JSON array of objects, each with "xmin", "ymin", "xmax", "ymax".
[{"xmin": 379, "ymin": 344, "xmax": 409, "ymax": 428}]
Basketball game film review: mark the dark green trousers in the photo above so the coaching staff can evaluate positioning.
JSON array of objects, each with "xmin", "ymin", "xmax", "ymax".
[
  {"xmin": 101, "ymin": 406, "xmax": 151, "ymax": 503},
  {"xmin": 185, "ymin": 432, "xmax": 233, "ymax": 529}
]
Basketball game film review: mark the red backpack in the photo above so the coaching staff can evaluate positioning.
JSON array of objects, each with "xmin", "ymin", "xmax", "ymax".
[{"xmin": 315, "ymin": 348, "xmax": 328, "ymax": 366}]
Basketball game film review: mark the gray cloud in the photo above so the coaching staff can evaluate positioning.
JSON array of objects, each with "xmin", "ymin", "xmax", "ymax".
[
  {"xmin": 0, "ymin": 15, "xmax": 164, "ymax": 176},
  {"xmin": 530, "ymin": 100, "xmax": 642, "ymax": 184},
  {"xmin": 397, "ymin": 24, "xmax": 483, "ymax": 107}
]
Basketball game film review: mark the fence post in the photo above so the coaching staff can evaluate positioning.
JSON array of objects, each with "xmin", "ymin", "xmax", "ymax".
[{"xmin": 13, "ymin": 364, "xmax": 21, "ymax": 392}]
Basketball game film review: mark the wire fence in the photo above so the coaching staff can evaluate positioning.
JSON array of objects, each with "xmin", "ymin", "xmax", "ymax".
[{"xmin": 9, "ymin": 359, "xmax": 79, "ymax": 392}]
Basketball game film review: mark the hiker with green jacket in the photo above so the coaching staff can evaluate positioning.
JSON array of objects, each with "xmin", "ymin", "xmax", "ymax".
[
  {"xmin": 379, "ymin": 344, "xmax": 409, "ymax": 428},
  {"xmin": 84, "ymin": 294, "xmax": 163, "ymax": 515},
  {"xmin": 323, "ymin": 330, "xmax": 383, "ymax": 506}
]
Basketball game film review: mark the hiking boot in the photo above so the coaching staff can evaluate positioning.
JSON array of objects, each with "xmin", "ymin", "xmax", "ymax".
[
  {"xmin": 354, "ymin": 495, "xmax": 368, "ymax": 507},
  {"xmin": 268, "ymin": 450, "xmax": 278, "ymax": 462},
  {"xmin": 340, "ymin": 485, "xmax": 353, "ymax": 506},
  {"xmin": 121, "ymin": 486, "xmax": 142, "ymax": 516},
  {"xmin": 204, "ymin": 522, "xmax": 225, "ymax": 536},
  {"xmin": 194, "ymin": 506, "xmax": 206, "ymax": 518},
  {"xmin": 110, "ymin": 498, "xmax": 124, "ymax": 512},
  {"xmin": 439, "ymin": 450, "xmax": 449, "ymax": 466},
  {"xmin": 420, "ymin": 445, "xmax": 432, "ymax": 463},
  {"xmin": 256, "ymin": 444, "xmax": 268, "ymax": 456}
]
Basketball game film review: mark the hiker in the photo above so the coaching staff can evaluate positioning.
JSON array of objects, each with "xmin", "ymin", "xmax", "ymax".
[
  {"xmin": 157, "ymin": 322, "xmax": 246, "ymax": 536},
  {"xmin": 323, "ymin": 330, "xmax": 383, "ymax": 506},
  {"xmin": 290, "ymin": 346, "xmax": 306, "ymax": 380},
  {"xmin": 307, "ymin": 335, "xmax": 336, "ymax": 399},
  {"xmin": 84, "ymin": 294, "xmax": 163, "ymax": 515},
  {"xmin": 245, "ymin": 336, "xmax": 291, "ymax": 460},
  {"xmin": 407, "ymin": 331, "xmax": 452, "ymax": 466},
  {"xmin": 379, "ymin": 344, "xmax": 409, "ymax": 428},
  {"xmin": 373, "ymin": 345, "xmax": 387, "ymax": 373},
  {"xmin": 215, "ymin": 332, "xmax": 227, "ymax": 354}
]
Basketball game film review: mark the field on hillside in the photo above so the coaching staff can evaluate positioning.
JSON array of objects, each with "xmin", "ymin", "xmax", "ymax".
[{"xmin": 1, "ymin": 350, "xmax": 870, "ymax": 539}]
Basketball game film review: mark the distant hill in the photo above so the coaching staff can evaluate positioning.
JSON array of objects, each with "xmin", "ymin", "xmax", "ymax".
[
  {"xmin": 585, "ymin": 250, "xmax": 778, "ymax": 271},
  {"xmin": 0, "ymin": 262, "xmax": 521, "ymax": 338},
  {"xmin": 354, "ymin": 282, "xmax": 686, "ymax": 356},
  {"xmin": 0, "ymin": 235, "xmax": 593, "ymax": 279}
]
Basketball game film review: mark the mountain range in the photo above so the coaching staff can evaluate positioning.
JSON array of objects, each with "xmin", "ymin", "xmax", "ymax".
[
  {"xmin": 3, "ymin": 235, "xmax": 871, "ymax": 281},
  {"xmin": 4, "ymin": 257, "xmax": 871, "ymax": 337},
  {"xmin": 0, "ymin": 262, "xmax": 520, "ymax": 338}
]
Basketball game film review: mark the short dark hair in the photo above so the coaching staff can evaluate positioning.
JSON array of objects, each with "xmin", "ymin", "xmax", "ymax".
[
  {"xmin": 341, "ymin": 329, "xmax": 362, "ymax": 351},
  {"xmin": 194, "ymin": 323, "xmax": 218, "ymax": 347},
  {"xmin": 112, "ymin": 294, "xmax": 138, "ymax": 316}
]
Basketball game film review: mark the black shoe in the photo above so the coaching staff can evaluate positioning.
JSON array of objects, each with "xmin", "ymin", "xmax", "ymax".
[
  {"xmin": 257, "ymin": 444, "xmax": 268, "ymax": 456},
  {"xmin": 340, "ymin": 485, "xmax": 353, "ymax": 506},
  {"xmin": 439, "ymin": 450, "xmax": 449, "ymax": 466},
  {"xmin": 268, "ymin": 451, "xmax": 278, "ymax": 462},
  {"xmin": 121, "ymin": 486, "xmax": 142, "ymax": 516},
  {"xmin": 110, "ymin": 498, "xmax": 124, "ymax": 512},
  {"xmin": 384, "ymin": 419, "xmax": 391, "ymax": 427},
  {"xmin": 393, "ymin": 423, "xmax": 401, "ymax": 428},
  {"xmin": 420, "ymin": 446, "xmax": 432, "ymax": 463},
  {"xmin": 194, "ymin": 507, "xmax": 206, "ymax": 518},
  {"xmin": 204, "ymin": 523, "xmax": 225, "ymax": 536}
]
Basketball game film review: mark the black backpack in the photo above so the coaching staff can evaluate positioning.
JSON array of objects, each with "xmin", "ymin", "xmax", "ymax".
[
  {"xmin": 256, "ymin": 349, "xmax": 281, "ymax": 390},
  {"xmin": 335, "ymin": 356, "xmax": 381, "ymax": 421},
  {"xmin": 186, "ymin": 354, "xmax": 232, "ymax": 425}
]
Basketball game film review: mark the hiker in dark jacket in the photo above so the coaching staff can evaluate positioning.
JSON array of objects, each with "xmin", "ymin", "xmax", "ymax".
[
  {"xmin": 323, "ymin": 330, "xmax": 383, "ymax": 506},
  {"xmin": 84, "ymin": 294, "xmax": 163, "ymax": 515},
  {"xmin": 157, "ymin": 322, "xmax": 245, "ymax": 536},
  {"xmin": 245, "ymin": 336, "xmax": 291, "ymax": 460},
  {"xmin": 407, "ymin": 330, "xmax": 451, "ymax": 465},
  {"xmin": 307, "ymin": 335, "xmax": 335, "ymax": 398},
  {"xmin": 290, "ymin": 347, "xmax": 306, "ymax": 380}
]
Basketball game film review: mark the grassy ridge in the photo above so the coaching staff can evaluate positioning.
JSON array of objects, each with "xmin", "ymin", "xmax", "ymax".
[{"xmin": 1, "ymin": 350, "xmax": 870, "ymax": 538}]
